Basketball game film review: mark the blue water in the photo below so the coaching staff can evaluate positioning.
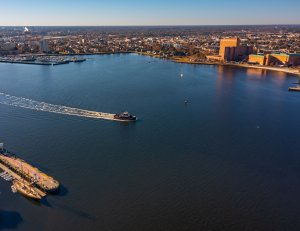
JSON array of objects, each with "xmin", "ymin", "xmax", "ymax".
[{"xmin": 0, "ymin": 54, "xmax": 300, "ymax": 231}]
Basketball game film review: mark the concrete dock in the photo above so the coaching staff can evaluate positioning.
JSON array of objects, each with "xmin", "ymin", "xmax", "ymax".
[
  {"xmin": 0, "ymin": 162, "xmax": 46, "ymax": 197},
  {"xmin": 0, "ymin": 154, "xmax": 59, "ymax": 192}
]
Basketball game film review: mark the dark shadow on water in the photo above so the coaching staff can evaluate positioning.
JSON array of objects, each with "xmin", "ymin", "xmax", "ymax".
[
  {"xmin": 23, "ymin": 196, "xmax": 42, "ymax": 206},
  {"xmin": 47, "ymin": 184, "xmax": 95, "ymax": 220},
  {"xmin": 52, "ymin": 201, "xmax": 96, "ymax": 221},
  {"xmin": 120, "ymin": 118, "xmax": 141, "ymax": 125},
  {"xmin": 0, "ymin": 210, "xmax": 23, "ymax": 230},
  {"xmin": 13, "ymin": 193, "xmax": 52, "ymax": 208},
  {"xmin": 54, "ymin": 183, "xmax": 69, "ymax": 197},
  {"xmin": 40, "ymin": 198, "xmax": 52, "ymax": 208},
  {"xmin": 15, "ymin": 194, "xmax": 49, "ymax": 208}
]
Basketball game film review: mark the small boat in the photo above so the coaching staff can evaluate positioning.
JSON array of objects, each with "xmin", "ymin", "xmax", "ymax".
[
  {"xmin": 4, "ymin": 175, "xmax": 12, "ymax": 181},
  {"xmin": 114, "ymin": 111, "xmax": 137, "ymax": 121},
  {"xmin": 12, "ymin": 180, "xmax": 42, "ymax": 200},
  {"xmin": 1, "ymin": 173, "xmax": 8, "ymax": 178},
  {"xmin": 11, "ymin": 185, "xmax": 17, "ymax": 193},
  {"xmin": 288, "ymin": 86, "xmax": 300, "ymax": 92},
  {"xmin": 6, "ymin": 176, "xmax": 13, "ymax": 181},
  {"xmin": 0, "ymin": 172, "xmax": 6, "ymax": 177}
]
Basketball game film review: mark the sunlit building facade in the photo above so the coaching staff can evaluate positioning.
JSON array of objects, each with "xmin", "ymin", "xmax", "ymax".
[
  {"xmin": 248, "ymin": 53, "xmax": 300, "ymax": 66},
  {"xmin": 207, "ymin": 37, "xmax": 253, "ymax": 62}
]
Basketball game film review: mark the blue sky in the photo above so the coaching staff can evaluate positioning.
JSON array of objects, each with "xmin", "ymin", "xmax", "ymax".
[{"xmin": 1, "ymin": 0, "xmax": 299, "ymax": 26}]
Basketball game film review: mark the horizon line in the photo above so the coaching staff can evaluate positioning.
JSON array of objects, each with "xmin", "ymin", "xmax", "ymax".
[{"xmin": 1, "ymin": 23, "xmax": 300, "ymax": 27}]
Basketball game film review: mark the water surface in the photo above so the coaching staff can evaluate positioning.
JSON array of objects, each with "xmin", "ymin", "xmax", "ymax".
[{"xmin": 0, "ymin": 54, "xmax": 300, "ymax": 231}]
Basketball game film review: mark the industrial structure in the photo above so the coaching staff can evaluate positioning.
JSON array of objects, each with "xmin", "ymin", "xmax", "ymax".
[
  {"xmin": 207, "ymin": 37, "xmax": 253, "ymax": 62},
  {"xmin": 248, "ymin": 53, "xmax": 300, "ymax": 66}
]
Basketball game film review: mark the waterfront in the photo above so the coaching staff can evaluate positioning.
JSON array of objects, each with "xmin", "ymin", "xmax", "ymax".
[{"xmin": 1, "ymin": 54, "xmax": 300, "ymax": 231}]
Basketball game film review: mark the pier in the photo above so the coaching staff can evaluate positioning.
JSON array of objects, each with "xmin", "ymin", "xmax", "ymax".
[
  {"xmin": 0, "ymin": 142, "xmax": 59, "ymax": 199},
  {"xmin": 0, "ymin": 162, "xmax": 46, "ymax": 197},
  {"xmin": 0, "ymin": 153, "xmax": 59, "ymax": 192}
]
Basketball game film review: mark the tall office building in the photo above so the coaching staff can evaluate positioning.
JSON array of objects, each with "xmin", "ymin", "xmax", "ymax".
[{"xmin": 39, "ymin": 39, "xmax": 49, "ymax": 53}]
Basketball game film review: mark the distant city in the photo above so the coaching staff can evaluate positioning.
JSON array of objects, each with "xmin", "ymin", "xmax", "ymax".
[{"xmin": 0, "ymin": 25, "xmax": 300, "ymax": 70}]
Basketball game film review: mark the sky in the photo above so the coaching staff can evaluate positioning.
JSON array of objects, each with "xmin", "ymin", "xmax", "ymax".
[{"xmin": 1, "ymin": 0, "xmax": 299, "ymax": 26}]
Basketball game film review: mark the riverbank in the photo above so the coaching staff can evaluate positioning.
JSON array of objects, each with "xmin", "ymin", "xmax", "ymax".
[
  {"xmin": 2, "ymin": 52, "xmax": 300, "ymax": 76},
  {"xmin": 177, "ymin": 60, "xmax": 300, "ymax": 76},
  {"xmin": 138, "ymin": 53, "xmax": 300, "ymax": 76}
]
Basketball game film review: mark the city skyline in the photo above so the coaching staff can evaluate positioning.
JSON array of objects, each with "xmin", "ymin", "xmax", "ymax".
[{"xmin": 1, "ymin": 0, "xmax": 300, "ymax": 26}]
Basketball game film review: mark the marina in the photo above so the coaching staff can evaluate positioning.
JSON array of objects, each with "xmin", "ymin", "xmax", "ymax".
[{"xmin": 0, "ymin": 56, "xmax": 86, "ymax": 66}]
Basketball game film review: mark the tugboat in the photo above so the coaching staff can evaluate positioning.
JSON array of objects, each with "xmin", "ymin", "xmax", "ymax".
[
  {"xmin": 114, "ymin": 111, "xmax": 137, "ymax": 121},
  {"xmin": 11, "ymin": 180, "xmax": 42, "ymax": 200}
]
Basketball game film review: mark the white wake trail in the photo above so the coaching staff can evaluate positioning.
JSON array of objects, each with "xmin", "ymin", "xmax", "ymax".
[{"xmin": 0, "ymin": 92, "xmax": 117, "ymax": 121}]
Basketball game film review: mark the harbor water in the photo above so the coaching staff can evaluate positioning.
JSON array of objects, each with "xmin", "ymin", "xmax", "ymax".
[{"xmin": 0, "ymin": 54, "xmax": 300, "ymax": 231}]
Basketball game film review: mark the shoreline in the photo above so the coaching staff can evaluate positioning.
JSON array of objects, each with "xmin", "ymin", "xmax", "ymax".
[
  {"xmin": 0, "ymin": 52, "xmax": 132, "ymax": 66},
  {"xmin": 227, "ymin": 63, "xmax": 300, "ymax": 76},
  {"xmin": 137, "ymin": 52, "xmax": 300, "ymax": 76},
  {"xmin": 18, "ymin": 51, "xmax": 133, "ymax": 57},
  {"xmin": 173, "ymin": 59, "xmax": 300, "ymax": 76},
  {"xmin": 1, "ymin": 52, "xmax": 300, "ymax": 76}
]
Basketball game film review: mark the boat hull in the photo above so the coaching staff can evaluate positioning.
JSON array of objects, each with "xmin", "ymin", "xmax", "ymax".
[
  {"xmin": 114, "ymin": 112, "xmax": 137, "ymax": 121},
  {"xmin": 12, "ymin": 180, "xmax": 42, "ymax": 200}
]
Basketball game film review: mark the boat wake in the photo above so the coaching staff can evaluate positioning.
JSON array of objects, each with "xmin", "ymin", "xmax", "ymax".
[{"xmin": 0, "ymin": 92, "xmax": 116, "ymax": 121}]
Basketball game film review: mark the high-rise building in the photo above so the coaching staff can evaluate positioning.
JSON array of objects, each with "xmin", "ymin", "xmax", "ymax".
[
  {"xmin": 207, "ymin": 37, "xmax": 253, "ymax": 62},
  {"xmin": 219, "ymin": 38, "xmax": 240, "ymax": 60},
  {"xmin": 39, "ymin": 39, "xmax": 49, "ymax": 53},
  {"xmin": 220, "ymin": 38, "xmax": 253, "ymax": 61}
]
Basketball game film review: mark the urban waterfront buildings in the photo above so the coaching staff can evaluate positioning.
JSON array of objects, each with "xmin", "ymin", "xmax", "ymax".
[
  {"xmin": 207, "ymin": 37, "xmax": 253, "ymax": 62},
  {"xmin": 248, "ymin": 53, "xmax": 300, "ymax": 66},
  {"xmin": 0, "ymin": 42, "xmax": 18, "ymax": 55},
  {"xmin": 0, "ymin": 26, "xmax": 300, "ymax": 68}
]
